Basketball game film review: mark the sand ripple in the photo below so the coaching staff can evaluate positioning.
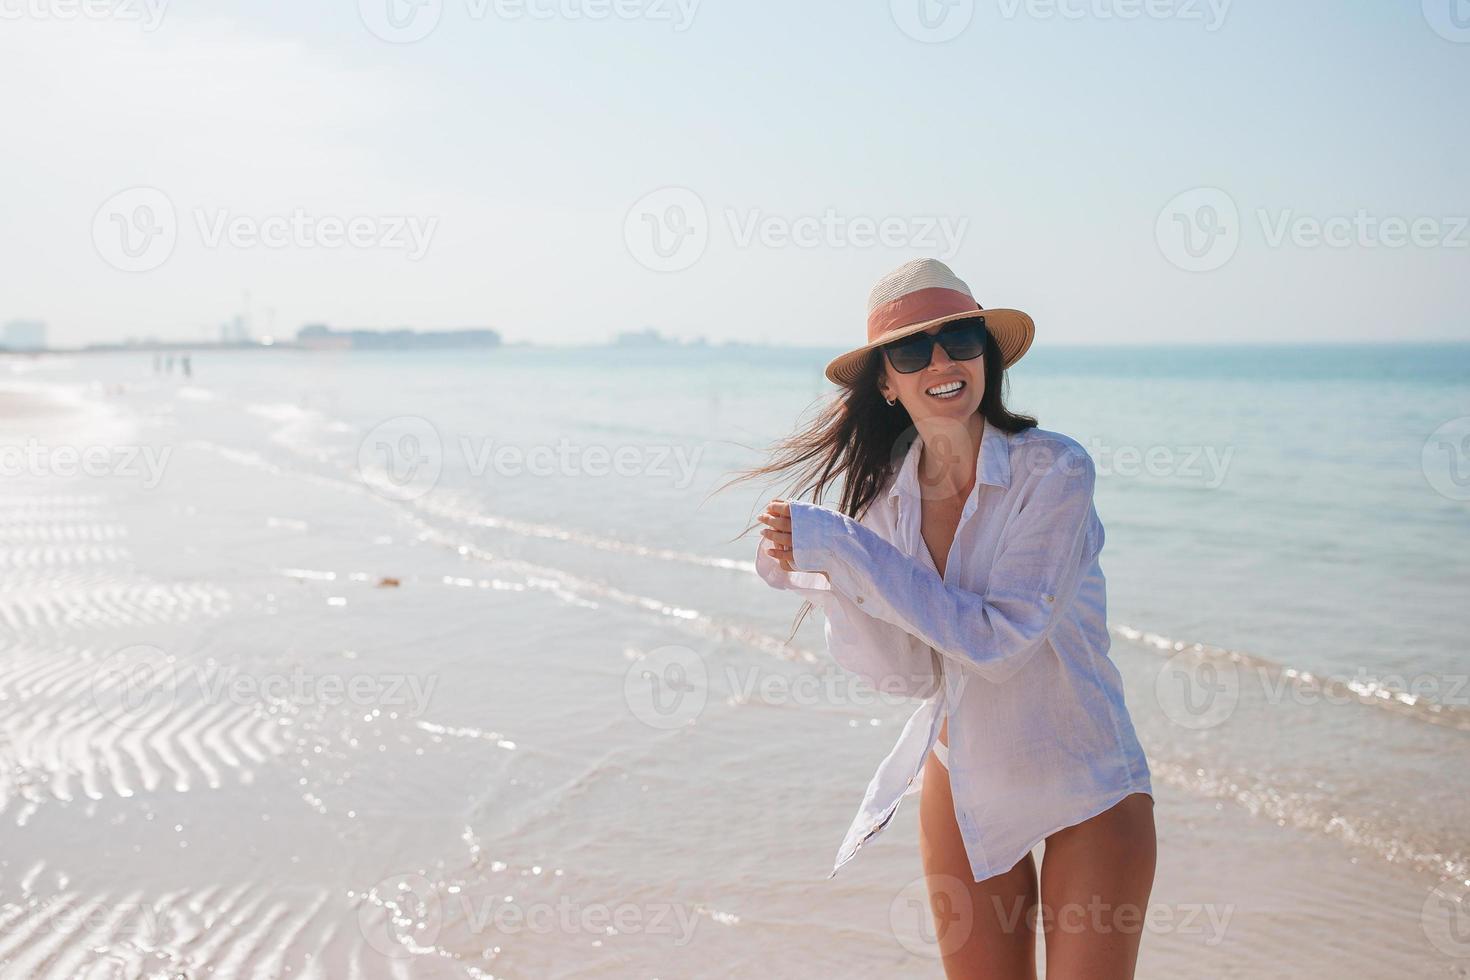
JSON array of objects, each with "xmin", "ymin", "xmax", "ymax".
[
  {"xmin": 0, "ymin": 872, "xmax": 410, "ymax": 980},
  {"xmin": 0, "ymin": 645, "xmax": 290, "ymax": 822}
]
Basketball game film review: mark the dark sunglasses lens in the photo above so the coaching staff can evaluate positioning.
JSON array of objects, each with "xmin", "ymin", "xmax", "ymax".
[
  {"xmin": 936, "ymin": 319, "xmax": 988, "ymax": 361},
  {"xmin": 884, "ymin": 334, "xmax": 932, "ymax": 373}
]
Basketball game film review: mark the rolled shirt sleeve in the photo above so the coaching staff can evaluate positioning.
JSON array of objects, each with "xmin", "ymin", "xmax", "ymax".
[
  {"xmin": 755, "ymin": 511, "xmax": 942, "ymax": 700},
  {"xmin": 786, "ymin": 446, "xmax": 1099, "ymax": 686}
]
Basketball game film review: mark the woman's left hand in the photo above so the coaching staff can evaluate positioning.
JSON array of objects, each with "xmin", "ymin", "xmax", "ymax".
[{"xmin": 758, "ymin": 499, "xmax": 825, "ymax": 577}]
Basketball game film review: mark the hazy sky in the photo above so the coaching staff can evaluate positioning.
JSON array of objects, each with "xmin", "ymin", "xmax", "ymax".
[{"xmin": 2, "ymin": 0, "xmax": 1467, "ymax": 347}]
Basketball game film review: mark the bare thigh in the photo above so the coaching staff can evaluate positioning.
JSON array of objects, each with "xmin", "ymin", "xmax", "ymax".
[
  {"xmin": 918, "ymin": 746, "xmax": 1039, "ymax": 979},
  {"xmin": 1038, "ymin": 792, "xmax": 1157, "ymax": 980}
]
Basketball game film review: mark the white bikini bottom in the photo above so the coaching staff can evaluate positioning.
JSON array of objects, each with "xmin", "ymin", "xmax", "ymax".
[{"xmin": 932, "ymin": 739, "xmax": 949, "ymax": 770}]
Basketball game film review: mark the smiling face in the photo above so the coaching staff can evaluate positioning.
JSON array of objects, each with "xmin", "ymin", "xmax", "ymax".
[{"xmin": 876, "ymin": 320, "xmax": 987, "ymax": 420}]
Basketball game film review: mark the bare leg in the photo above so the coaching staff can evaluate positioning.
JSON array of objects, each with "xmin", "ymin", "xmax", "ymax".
[
  {"xmin": 1037, "ymin": 792, "xmax": 1157, "ymax": 980},
  {"xmin": 918, "ymin": 719, "xmax": 1039, "ymax": 979}
]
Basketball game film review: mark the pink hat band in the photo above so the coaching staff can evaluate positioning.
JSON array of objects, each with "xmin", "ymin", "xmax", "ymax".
[
  {"xmin": 866, "ymin": 286, "xmax": 981, "ymax": 342},
  {"xmin": 823, "ymin": 258, "xmax": 1034, "ymax": 386}
]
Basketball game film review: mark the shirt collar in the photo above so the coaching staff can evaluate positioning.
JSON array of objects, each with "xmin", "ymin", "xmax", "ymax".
[{"xmin": 888, "ymin": 415, "xmax": 1012, "ymax": 502}]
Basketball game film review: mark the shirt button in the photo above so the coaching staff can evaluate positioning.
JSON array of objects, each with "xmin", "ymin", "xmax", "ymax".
[
  {"xmin": 1044, "ymin": 593, "xmax": 1055, "ymax": 603},
  {"xmin": 855, "ymin": 596, "xmax": 865, "ymax": 604}
]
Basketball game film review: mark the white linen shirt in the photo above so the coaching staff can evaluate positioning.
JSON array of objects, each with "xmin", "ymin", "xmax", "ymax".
[{"xmin": 755, "ymin": 417, "xmax": 1152, "ymax": 882}]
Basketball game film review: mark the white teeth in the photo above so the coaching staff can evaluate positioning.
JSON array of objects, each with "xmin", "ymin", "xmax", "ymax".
[{"xmin": 925, "ymin": 380, "xmax": 964, "ymax": 398}]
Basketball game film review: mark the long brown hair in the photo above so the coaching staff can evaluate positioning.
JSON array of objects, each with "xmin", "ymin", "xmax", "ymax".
[{"xmin": 720, "ymin": 327, "xmax": 1038, "ymax": 637}]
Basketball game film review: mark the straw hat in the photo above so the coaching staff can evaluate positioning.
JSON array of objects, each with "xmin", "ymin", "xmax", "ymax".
[{"xmin": 824, "ymin": 258, "xmax": 1034, "ymax": 386}]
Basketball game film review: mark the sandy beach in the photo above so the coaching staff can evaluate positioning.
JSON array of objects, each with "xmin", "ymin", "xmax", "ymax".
[{"xmin": 1, "ymin": 353, "xmax": 1467, "ymax": 979}]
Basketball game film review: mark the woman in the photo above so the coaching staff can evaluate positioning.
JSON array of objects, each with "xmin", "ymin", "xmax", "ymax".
[{"xmin": 745, "ymin": 258, "xmax": 1155, "ymax": 978}]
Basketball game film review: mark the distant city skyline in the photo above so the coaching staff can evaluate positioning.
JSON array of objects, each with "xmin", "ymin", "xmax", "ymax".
[
  {"xmin": 2, "ymin": 319, "xmax": 48, "ymax": 352},
  {"xmin": 2, "ymin": 4, "xmax": 1466, "ymax": 348}
]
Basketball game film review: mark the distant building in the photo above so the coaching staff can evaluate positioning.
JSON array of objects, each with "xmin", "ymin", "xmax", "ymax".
[
  {"xmin": 2, "ymin": 319, "xmax": 48, "ymax": 351},
  {"xmin": 219, "ymin": 315, "xmax": 251, "ymax": 344},
  {"xmin": 297, "ymin": 323, "xmax": 350, "ymax": 350},
  {"xmin": 296, "ymin": 324, "xmax": 502, "ymax": 351},
  {"xmin": 614, "ymin": 327, "xmax": 675, "ymax": 347}
]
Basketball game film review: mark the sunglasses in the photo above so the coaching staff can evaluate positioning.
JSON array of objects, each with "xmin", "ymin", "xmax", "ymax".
[{"xmin": 881, "ymin": 316, "xmax": 990, "ymax": 374}]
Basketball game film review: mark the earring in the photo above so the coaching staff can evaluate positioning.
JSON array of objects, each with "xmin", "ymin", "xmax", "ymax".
[{"xmin": 885, "ymin": 395, "xmax": 896, "ymax": 406}]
